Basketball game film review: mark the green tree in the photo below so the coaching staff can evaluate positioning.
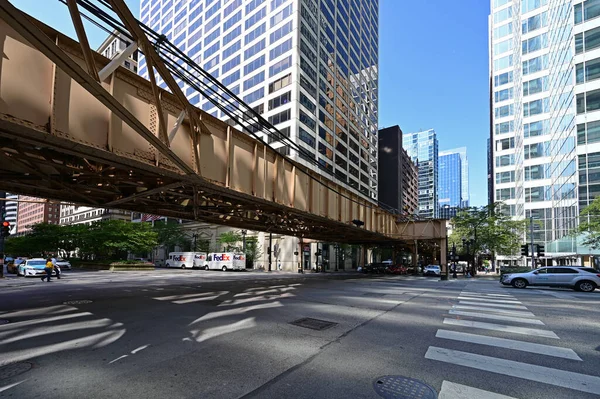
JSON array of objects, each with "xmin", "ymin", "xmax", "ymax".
[
  {"xmin": 154, "ymin": 221, "xmax": 190, "ymax": 252},
  {"xmin": 244, "ymin": 236, "xmax": 262, "ymax": 267},
  {"xmin": 575, "ymin": 196, "xmax": 600, "ymax": 249},
  {"xmin": 450, "ymin": 203, "xmax": 526, "ymax": 273},
  {"xmin": 217, "ymin": 231, "xmax": 242, "ymax": 251}
]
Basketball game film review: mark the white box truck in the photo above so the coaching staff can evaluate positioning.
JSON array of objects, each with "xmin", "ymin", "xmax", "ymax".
[
  {"xmin": 193, "ymin": 253, "xmax": 209, "ymax": 269},
  {"xmin": 207, "ymin": 252, "xmax": 246, "ymax": 271},
  {"xmin": 165, "ymin": 252, "xmax": 195, "ymax": 269}
]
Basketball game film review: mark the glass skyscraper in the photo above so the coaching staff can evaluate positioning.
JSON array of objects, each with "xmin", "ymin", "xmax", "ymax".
[
  {"xmin": 439, "ymin": 147, "xmax": 469, "ymax": 209},
  {"xmin": 403, "ymin": 129, "xmax": 439, "ymax": 218},
  {"xmin": 438, "ymin": 151, "xmax": 462, "ymax": 210},
  {"xmin": 489, "ymin": 0, "xmax": 600, "ymax": 257},
  {"xmin": 139, "ymin": 0, "xmax": 380, "ymax": 201}
]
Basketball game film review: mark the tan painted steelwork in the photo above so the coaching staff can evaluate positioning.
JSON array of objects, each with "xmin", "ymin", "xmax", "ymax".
[{"xmin": 0, "ymin": 2, "xmax": 446, "ymax": 244}]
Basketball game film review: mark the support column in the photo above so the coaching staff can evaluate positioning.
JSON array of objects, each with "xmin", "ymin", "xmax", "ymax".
[
  {"xmin": 412, "ymin": 239, "xmax": 418, "ymax": 275},
  {"xmin": 440, "ymin": 237, "xmax": 448, "ymax": 280}
]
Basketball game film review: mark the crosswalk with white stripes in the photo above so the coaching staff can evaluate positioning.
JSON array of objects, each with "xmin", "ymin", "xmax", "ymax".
[{"xmin": 427, "ymin": 289, "xmax": 599, "ymax": 398}]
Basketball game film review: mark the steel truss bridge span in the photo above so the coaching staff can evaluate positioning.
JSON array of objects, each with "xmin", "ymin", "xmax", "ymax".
[{"xmin": 0, "ymin": 1, "xmax": 446, "ymax": 245}]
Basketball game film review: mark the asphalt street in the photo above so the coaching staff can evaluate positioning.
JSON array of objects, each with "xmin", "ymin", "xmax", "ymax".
[{"xmin": 1, "ymin": 269, "xmax": 599, "ymax": 399}]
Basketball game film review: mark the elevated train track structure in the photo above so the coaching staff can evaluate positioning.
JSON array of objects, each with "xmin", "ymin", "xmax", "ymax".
[{"xmin": 0, "ymin": 0, "xmax": 446, "ymax": 247}]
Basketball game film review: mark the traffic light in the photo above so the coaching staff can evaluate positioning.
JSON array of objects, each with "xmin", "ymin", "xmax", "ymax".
[
  {"xmin": 520, "ymin": 244, "xmax": 528, "ymax": 256},
  {"xmin": 537, "ymin": 244, "xmax": 545, "ymax": 257},
  {"xmin": 1, "ymin": 221, "xmax": 10, "ymax": 238}
]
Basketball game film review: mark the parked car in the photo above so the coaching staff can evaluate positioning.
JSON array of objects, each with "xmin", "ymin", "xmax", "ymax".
[
  {"xmin": 500, "ymin": 266, "xmax": 600, "ymax": 292},
  {"xmin": 7, "ymin": 258, "xmax": 26, "ymax": 274},
  {"xmin": 18, "ymin": 258, "xmax": 58, "ymax": 277},
  {"xmin": 423, "ymin": 265, "xmax": 441, "ymax": 277},
  {"xmin": 52, "ymin": 258, "xmax": 71, "ymax": 270},
  {"xmin": 387, "ymin": 265, "xmax": 408, "ymax": 275}
]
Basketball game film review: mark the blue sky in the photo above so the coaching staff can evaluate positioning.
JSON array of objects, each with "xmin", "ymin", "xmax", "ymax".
[{"xmin": 13, "ymin": 0, "xmax": 491, "ymax": 206}]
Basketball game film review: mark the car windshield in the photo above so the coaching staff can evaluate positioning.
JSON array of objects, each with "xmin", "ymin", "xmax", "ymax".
[{"xmin": 27, "ymin": 260, "xmax": 46, "ymax": 267}]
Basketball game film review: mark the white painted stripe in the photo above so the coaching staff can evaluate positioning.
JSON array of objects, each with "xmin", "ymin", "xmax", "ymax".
[
  {"xmin": 436, "ymin": 329, "xmax": 581, "ymax": 361},
  {"xmin": 533, "ymin": 290, "xmax": 576, "ymax": 299},
  {"xmin": 459, "ymin": 301, "xmax": 528, "ymax": 310},
  {"xmin": 452, "ymin": 305, "xmax": 535, "ymax": 317},
  {"xmin": 460, "ymin": 292, "xmax": 513, "ymax": 297},
  {"xmin": 448, "ymin": 310, "xmax": 544, "ymax": 325},
  {"xmin": 426, "ymin": 347, "xmax": 600, "ymax": 395},
  {"xmin": 457, "ymin": 297, "xmax": 521, "ymax": 304},
  {"xmin": 439, "ymin": 381, "xmax": 518, "ymax": 399},
  {"xmin": 443, "ymin": 318, "xmax": 559, "ymax": 339}
]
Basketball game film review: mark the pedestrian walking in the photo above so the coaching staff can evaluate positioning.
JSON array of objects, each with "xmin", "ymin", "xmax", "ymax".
[{"xmin": 42, "ymin": 258, "xmax": 53, "ymax": 282}]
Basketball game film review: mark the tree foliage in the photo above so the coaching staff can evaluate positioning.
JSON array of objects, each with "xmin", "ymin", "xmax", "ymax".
[
  {"xmin": 575, "ymin": 196, "xmax": 600, "ymax": 249},
  {"xmin": 217, "ymin": 231, "xmax": 242, "ymax": 251},
  {"xmin": 450, "ymin": 202, "xmax": 526, "ymax": 258},
  {"xmin": 5, "ymin": 221, "xmax": 158, "ymax": 260},
  {"xmin": 153, "ymin": 221, "xmax": 191, "ymax": 252}
]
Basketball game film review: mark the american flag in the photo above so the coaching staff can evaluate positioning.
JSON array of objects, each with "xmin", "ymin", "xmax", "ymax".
[{"xmin": 141, "ymin": 214, "xmax": 162, "ymax": 222}]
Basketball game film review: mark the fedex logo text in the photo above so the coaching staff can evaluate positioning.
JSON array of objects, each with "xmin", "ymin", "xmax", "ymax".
[
  {"xmin": 173, "ymin": 256, "xmax": 187, "ymax": 262},
  {"xmin": 214, "ymin": 254, "xmax": 231, "ymax": 261}
]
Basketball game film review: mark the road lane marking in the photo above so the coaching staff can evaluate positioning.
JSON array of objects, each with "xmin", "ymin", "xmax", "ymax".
[
  {"xmin": 460, "ymin": 292, "xmax": 514, "ymax": 298},
  {"xmin": 448, "ymin": 310, "xmax": 544, "ymax": 325},
  {"xmin": 457, "ymin": 297, "xmax": 521, "ymax": 304},
  {"xmin": 439, "ymin": 381, "xmax": 518, "ymax": 399},
  {"xmin": 459, "ymin": 301, "xmax": 528, "ymax": 310},
  {"xmin": 426, "ymin": 347, "xmax": 599, "ymax": 395},
  {"xmin": 443, "ymin": 318, "xmax": 559, "ymax": 339},
  {"xmin": 533, "ymin": 290, "xmax": 576, "ymax": 299},
  {"xmin": 452, "ymin": 305, "xmax": 535, "ymax": 317},
  {"xmin": 436, "ymin": 330, "xmax": 581, "ymax": 360}
]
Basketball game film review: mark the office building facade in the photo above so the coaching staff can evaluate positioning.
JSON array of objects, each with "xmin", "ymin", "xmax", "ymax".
[
  {"xmin": 403, "ymin": 129, "xmax": 439, "ymax": 218},
  {"xmin": 438, "ymin": 151, "xmax": 462, "ymax": 209},
  {"xmin": 490, "ymin": 0, "xmax": 600, "ymax": 256},
  {"xmin": 98, "ymin": 30, "xmax": 139, "ymax": 73},
  {"xmin": 378, "ymin": 126, "xmax": 418, "ymax": 215},
  {"xmin": 4, "ymin": 193, "xmax": 18, "ymax": 235},
  {"xmin": 16, "ymin": 196, "xmax": 60, "ymax": 234},
  {"xmin": 139, "ymin": 0, "xmax": 379, "ymax": 201}
]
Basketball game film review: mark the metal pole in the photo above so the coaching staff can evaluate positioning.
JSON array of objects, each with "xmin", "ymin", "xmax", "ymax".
[
  {"xmin": 530, "ymin": 216, "xmax": 535, "ymax": 269},
  {"xmin": 445, "ymin": 234, "xmax": 449, "ymax": 280},
  {"xmin": 268, "ymin": 232, "xmax": 272, "ymax": 272}
]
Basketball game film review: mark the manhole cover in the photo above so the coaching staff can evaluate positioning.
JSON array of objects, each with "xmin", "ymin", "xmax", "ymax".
[
  {"xmin": 363, "ymin": 292, "xmax": 387, "ymax": 297},
  {"xmin": 0, "ymin": 362, "xmax": 33, "ymax": 380},
  {"xmin": 290, "ymin": 317, "xmax": 337, "ymax": 331},
  {"xmin": 0, "ymin": 319, "xmax": 9, "ymax": 325},
  {"xmin": 63, "ymin": 300, "xmax": 93, "ymax": 305},
  {"xmin": 373, "ymin": 376, "xmax": 437, "ymax": 399}
]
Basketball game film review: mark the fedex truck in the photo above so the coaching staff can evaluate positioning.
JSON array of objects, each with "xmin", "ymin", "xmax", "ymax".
[
  {"xmin": 207, "ymin": 252, "xmax": 246, "ymax": 271},
  {"xmin": 165, "ymin": 252, "xmax": 195, "ymax": 269},
  {"xmin": 193, "ymin": 253, "xmax": 209, "ymax": 269}
]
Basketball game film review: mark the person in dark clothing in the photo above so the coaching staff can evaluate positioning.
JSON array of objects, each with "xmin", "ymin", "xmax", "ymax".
[{"xmin": 42, "ymin": 258, "xmax": 53, "ymax": 282}]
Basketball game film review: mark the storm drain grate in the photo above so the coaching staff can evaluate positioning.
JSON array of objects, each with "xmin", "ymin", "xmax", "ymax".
[
  {"xmin": 0, "ymin": 319, "xmax": 9, "ymax": 326},
  {"xmin": 63, "ymin": 300, "xmax": 93, "ymax": 305},
  {"xmin": 0, "ymin": 362, "xmax": 33, "ymax": 380},
  {"xmin": 290, "ymin": 317, "xmax": 337, "ymax": 331},
  {"xmin": 363, "ymin": 292, "xmax": 387, "ymax": 297},
  {"xmin": 373, "ymin": 375, "xmax": 437, "ymax": 399}
]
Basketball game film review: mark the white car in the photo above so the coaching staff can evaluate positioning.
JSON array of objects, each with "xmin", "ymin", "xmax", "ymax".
[
  {"xmin": 52, "ymin": 258, "xmax": 71, "ymax": 270},
  {"xmin": 500, "ymin": 266, "xmax": 600, "ymax": 292},
  {"xmin": 18, "ymin": 258, "xmax": 57, "ymax": 277},
  {"xmin": 423, "ymin": 265, "xmax": 441, "ymax": 276}
]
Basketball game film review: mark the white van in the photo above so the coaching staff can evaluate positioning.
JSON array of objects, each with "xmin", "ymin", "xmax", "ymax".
[
  {"xmin": 165, "ymin": 252, "xmax": 195, "ymax": 269},
  {"xmin": 193, "ymin": 253, "xmax": 209, "ymax": 269},
  {"xmin": 207, "ymin": 252, "xmax": 246, "ymax": 271}
]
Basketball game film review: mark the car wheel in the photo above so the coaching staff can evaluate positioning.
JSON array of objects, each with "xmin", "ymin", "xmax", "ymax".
[
  {"xmin": 575, "ymin": 280, "xmax": 596, "ymax": 292},
  {"xmin": 205, "ymin": 266, "xmax": 210, "ymax": 271},
  {"xmin": 511, "ymin": 278, "xmax": 528, "ymax": 289},
  {"xmin": 222, "ymin": 266, "xmax": 227, "ymax": 272},
  {"xmin": 180, "ymin": 265, "xmax": 185, "ymax": 269},
  {"xmin": 165, "ymin": 264, "xmax": 170, "ymax": 268}
]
